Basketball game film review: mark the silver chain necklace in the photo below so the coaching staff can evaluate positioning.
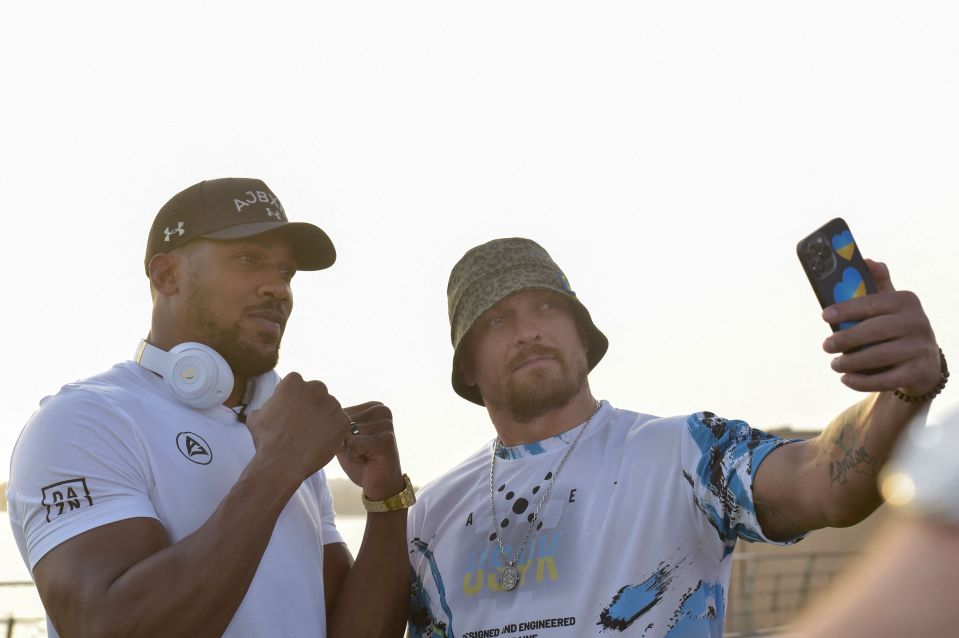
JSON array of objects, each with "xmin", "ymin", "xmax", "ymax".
[{"xmin": 488, "ymin": 400, "xmax": 601, "ymax": 592}]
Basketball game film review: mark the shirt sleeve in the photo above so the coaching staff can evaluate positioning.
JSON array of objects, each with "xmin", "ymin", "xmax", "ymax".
[
  {"xmin": 315, "ymin": 469, "xmax": 344, "ymax": 547},
  {"xmin": 681, "ymin": 411, "xmax": 804, "ymax": 557},
  {"xmin": 7, "ymin": 388, "xmax": 159, "ymax": 570}
]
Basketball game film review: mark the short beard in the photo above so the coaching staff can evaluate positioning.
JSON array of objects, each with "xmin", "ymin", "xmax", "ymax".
[
  {"xmin": 484, "ymin": 350, "xmax": 588, "ymax": 422},
  {"xmin": 185, "ymin": 291, "xmax": 281, "ymax": 379}
]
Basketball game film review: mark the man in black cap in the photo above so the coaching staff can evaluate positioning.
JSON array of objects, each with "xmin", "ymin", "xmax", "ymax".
[
  {"xmin": 407, "ymin": 237, "xmax": 946, "ymax": 637},
  {"xmin": 8, "ymin": 178, "xmax": 413, "ymax": 637}
]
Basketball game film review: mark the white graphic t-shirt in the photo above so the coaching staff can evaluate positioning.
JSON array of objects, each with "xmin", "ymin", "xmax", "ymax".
[
  {"xmin": 7, "ymin": 361, "xmax": 342, "ymax": 638},
  {"xmin": 407, "ymin": 401, "xmax": 801, "ymax": 637}
]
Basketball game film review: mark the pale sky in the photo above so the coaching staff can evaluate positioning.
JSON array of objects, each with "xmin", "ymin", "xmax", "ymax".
[{"xmin": 2, "ymin": 2, "xmax": 957, "ymax": 488}]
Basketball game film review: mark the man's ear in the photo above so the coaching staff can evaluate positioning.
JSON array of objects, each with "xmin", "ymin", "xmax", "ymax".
[{"xmin": 148, "ymin": 253, "xmax": 180, "ymax": 296}]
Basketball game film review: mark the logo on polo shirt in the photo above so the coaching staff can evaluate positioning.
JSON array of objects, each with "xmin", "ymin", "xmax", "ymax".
[
  {"xmin": 42, "ymin": 478, "xmax": 94, "ymax": 523},
  {"xmin": 176, "ymin": 432, "xmax": 213, "ymax": 465}
]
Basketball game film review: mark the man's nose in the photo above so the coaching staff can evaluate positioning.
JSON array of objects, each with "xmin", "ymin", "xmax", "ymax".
[
  {"xmin": 257, "ymin": 272, "xmax": 292, "ymax": 301},
  {"xmin": 513, "ymin": 314, "xmax": 542, "ymax": 345}
]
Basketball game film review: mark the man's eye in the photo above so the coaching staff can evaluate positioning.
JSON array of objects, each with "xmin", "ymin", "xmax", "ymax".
[
  {"xmin": 489, "ymin": 315, "xmax": 506, "ymax": 327},
  {"xmin": 238, "ymin": 254, "xmax": 257, "ymax": 266},
  {"xmin": 281, "ymin": 267, "xmax": 297, "ymax": 282}
]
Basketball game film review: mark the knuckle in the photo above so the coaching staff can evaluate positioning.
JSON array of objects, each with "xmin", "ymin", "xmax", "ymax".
[
  {"xmin": 306, "ymin": 380, "xmax": 330, "ymax": 396},
  {"xmin": 899, "ymin": 290, "xmax": 919, "ymax": 306},
  {"xmin": 862, "ymin": 295, "xmax": 882, "ymax": 315},
  {"xmin": 871, "ymin": 322, "xmax": 895, "ymax": 344}
]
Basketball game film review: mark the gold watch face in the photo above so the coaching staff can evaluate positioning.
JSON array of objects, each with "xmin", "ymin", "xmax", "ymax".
[{"xmin": 387, "ymin": 489, "xmax": 416, "ymax": 509}]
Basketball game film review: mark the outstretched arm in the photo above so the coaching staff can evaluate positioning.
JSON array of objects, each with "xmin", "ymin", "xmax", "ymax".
[
  {"xmin": 785, "ymin": 405, "xmax": 959, "ymax": 638},
  {"xmin": 752, "ymin": 260, "xmax": 944, "ymax": 539}
]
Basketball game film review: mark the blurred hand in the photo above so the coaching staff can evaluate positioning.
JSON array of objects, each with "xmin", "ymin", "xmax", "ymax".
[
  {"xmin": 822, "ymin": 259, "xmax": 940, "ymax": 397},
  {"xmin": 338, "ymin": 402, "xmax": 404, "ymax": 501}
]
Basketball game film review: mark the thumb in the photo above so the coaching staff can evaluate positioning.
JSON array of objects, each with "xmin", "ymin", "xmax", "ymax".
[{"xmin": 864, "ymin": 259, "xmax": 895, "ymax": 293}]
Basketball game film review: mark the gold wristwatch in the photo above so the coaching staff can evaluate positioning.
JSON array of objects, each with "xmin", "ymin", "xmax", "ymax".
[{"xmin": 362, "ymin": 474, "xmax": 416, "ymax": 513}]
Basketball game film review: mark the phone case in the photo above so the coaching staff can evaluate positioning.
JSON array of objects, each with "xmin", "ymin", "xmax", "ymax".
[{"xmin": 796, "ymin": 217, "xmax": 877, "ymax": 332}]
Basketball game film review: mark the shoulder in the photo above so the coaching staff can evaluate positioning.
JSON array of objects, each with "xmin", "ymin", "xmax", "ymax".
[
  {"xmin": 606, "ymin": 407, "xmax": 790, "ymax": 461},
  {"xmin": 682, "ymin": 410, "xmax": 788, "ymax": 451},
  {"xmin": 409, "ymin": 444, "xmax": 491, "ymax": 532},
  {"xmin": 599, "ymin": 403, "xmax": 689, "ymax": 446},
  {"xmin": 12, "ymin": 363, "xmax": 153, "ymax": 457},
  {"xmin": 415, "ymin": 443, "xmax": 490, "ymax": 505},
  {"xmin": 35, "ymin": 362, "xmax": 152, "ymax": 415}
]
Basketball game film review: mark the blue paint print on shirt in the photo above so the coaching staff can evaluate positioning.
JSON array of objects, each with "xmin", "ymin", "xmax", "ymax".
[
  {"xmin": 495, "ymin": 420, "xmax": 589, "ymax": 459},
  {"xmin": 684, "ymin": 412, "xmax": 798, "ymax": 556},
  {"xmin": 410, "ymin": 538, "xmax": 456, "ymax": 637},
  {"xmin": 664, "ymin": 580, "xmax": 725, "ymax": 638},
  {"xmin": 597, "ymin": 560, "xmax": 678, "ymax": 631}
]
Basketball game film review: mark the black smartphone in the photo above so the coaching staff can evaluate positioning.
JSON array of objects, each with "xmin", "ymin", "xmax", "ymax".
[{"xmin": 797, "ymin": 217, "xmax": 878, "ymax": 332}]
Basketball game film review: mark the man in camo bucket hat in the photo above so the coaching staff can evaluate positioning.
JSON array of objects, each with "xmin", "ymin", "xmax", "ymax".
[
  {"xmin": 447, "ymin": 237, "xmax": 608, "ymax": 405},
  {"xmin": 405, "ymin": 236, "xmax": 944, "ymax": 638}
]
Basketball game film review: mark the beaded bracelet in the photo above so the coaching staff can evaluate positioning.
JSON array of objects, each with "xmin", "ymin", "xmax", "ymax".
[{"xmin": 892, "ymin": 348, "xmax": 949, "ymax": 404}]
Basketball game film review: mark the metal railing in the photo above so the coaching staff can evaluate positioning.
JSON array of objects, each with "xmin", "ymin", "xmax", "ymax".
[
  {"xmin": 0, "ymin": 580, "xmax": 46, "ymax": 638},
  {"xmin": 725, "ymin": 550, "xmax": 856, "ymax": 636},
  {"xmin": 0, "ymin": 551, "xmax": 857, "ymax": 638}
]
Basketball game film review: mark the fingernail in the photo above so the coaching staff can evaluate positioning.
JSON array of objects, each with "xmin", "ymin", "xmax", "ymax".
[
  {"xmin": 830, "ymin": 357, "xmax": 841, "ymax": 371},
  {"xmin": 823, "ymin": 308, "xmax": 838, "ymax": 322},
  {"xmin": 823, "ymin": 337, "xmax": 835, "ymax": 352}
]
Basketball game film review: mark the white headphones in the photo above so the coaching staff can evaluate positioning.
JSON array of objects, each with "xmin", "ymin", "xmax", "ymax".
[{"xmin": 134, "ymin": 341, "xmax": 234, "ymax": 409}]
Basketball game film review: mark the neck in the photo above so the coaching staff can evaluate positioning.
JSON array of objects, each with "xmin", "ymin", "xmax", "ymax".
[
  {"xmin": 224, "ymin": 376, "xmax": 248, "ymax": 408},
  {"xmin": 487, "ymin": 384, "xmax": 598, "ymax": 447}
]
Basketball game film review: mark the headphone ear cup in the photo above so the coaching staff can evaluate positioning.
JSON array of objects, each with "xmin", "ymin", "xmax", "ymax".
[{"xmin": 166, "ymin": 342, "xmax": 234, "ymax": 409}]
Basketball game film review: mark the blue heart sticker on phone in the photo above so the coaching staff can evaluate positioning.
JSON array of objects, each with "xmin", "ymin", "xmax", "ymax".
[
  {"xmin": 832, "ymin": 230, "xmax": 856, "ymax": 261},
  {"xmin": 833, "ymin": 267, "xmax": 866, "ymax": 304}
]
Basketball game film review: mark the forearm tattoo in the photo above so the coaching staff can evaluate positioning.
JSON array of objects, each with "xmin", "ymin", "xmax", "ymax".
[{"xmin": 827, "ymin": 426, "xmax": 879, "ymax": 486}]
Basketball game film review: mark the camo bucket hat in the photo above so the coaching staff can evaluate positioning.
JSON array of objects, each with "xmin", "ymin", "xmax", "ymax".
[{"xmin": 447, "ymin": 237, "xmax": 608, "ymax": 405}]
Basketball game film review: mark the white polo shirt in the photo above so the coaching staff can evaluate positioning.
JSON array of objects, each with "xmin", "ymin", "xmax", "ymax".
[{"xmin": 8, "ymin": 361, "xmax": 342, "ymax": 638}]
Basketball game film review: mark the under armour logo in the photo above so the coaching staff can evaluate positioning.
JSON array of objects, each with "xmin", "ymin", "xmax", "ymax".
[
  {"xmin": 266, "ymin": 208, "xmax": 282, "ymax": 220},
  {"xmin": 164, "ymin": 222, "xmax": 185, "ymax": 242}
]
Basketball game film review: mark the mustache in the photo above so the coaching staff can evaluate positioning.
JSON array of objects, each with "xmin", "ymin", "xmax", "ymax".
[
  {"xmin": 246, "ymin": 302, "xmax": 289, "ymax": 328},
  {"xmin": 508, "ymin": 345, "xmax": 563, "ymax": 371}
]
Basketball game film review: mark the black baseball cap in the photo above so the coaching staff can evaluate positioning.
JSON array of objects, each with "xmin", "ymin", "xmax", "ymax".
[{"xmin": 144, "ymin": 177, "xmax": 336, "ymax": 274}]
